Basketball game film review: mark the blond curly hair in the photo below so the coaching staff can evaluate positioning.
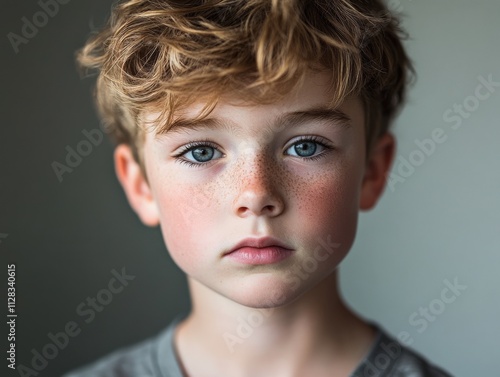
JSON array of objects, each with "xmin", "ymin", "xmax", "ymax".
[{"xmin": 76, "ymin": 0, "xmax": 414, "ymax": 176}]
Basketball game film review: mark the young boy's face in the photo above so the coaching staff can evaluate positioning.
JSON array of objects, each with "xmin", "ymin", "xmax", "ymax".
[{"xmin": 115, "ymin": 70, "xmax": 395, "ymax": 308}]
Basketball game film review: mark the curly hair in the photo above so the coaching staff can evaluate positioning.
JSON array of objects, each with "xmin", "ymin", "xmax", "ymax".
[{"xmin": 76, "ymin": 0, "xmax": 414, "ymax": 176}]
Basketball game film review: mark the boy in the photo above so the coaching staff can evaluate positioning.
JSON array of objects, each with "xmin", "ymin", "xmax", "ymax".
[{"xmin": 64, "ymin": 0, "xmax": 453, "ymax": 376}]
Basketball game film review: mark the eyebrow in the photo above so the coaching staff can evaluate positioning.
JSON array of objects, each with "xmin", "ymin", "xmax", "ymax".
[{"xmin": 157, "ymin": 105, "xmax": 351, "ymax": 137}]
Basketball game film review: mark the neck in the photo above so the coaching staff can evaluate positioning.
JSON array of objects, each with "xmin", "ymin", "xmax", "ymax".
[{"xmin": 174, "ymin": 270, "xmax": 376, "ymax": 377}]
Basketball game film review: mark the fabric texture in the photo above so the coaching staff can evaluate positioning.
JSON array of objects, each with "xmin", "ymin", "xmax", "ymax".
[{"xmin": 62, "ymin": 314, "xmax": 453, "ymax": 377}]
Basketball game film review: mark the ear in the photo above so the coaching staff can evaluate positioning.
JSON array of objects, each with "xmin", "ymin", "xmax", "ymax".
[
  {"xmin": 359, "ymin": 132, "xmax": 396, "ymax": 211},
  {"xmin": 114, "ymin": 144, "xmax": 160, "ymax": 226}
]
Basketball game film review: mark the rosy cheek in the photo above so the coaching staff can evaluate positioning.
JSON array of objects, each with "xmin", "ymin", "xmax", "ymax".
[
  {"xmin": 292, "ymin": 167, "xmax": 360, "ymax": 248},
  {"xmin": 154, "ymin": 185, "xmax": 193, "ymax": 257}
]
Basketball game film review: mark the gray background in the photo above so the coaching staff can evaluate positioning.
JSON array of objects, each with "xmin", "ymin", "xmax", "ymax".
[{"xmin": 1, "ymin": 1, "xmax": 499, "ymax": 376}]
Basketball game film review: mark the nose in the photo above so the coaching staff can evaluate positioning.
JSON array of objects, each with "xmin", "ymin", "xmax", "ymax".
[{"xmin": 233, "ymin": 154, "xmax": 285, "ymax": 218}]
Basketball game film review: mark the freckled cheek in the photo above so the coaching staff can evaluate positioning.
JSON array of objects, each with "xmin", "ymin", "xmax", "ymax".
[{"xmin": 292, "ymin": 169, "xmax": 360, "ymax": 248}]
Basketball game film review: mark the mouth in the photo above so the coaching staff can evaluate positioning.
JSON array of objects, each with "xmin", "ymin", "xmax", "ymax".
[
  {"xmin": 224, "ymin": 236, "xmax": 294, "ymax": 265},
  {"xmin": 225, "ymin": 246, "xmax": 293, "ymax": 265}
]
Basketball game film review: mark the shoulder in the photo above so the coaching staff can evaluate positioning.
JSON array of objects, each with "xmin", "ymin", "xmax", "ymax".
[
  {"xmin": 386, "ymin": 345, "xmax": 454, "ymax": 377},
  {"xmin": 352, "ymin": 323, "xmax": 454, "ymax": 377},
  {"xmin": 62, "ymin": 316, "xmax": 184, "ymax": 377},
  {"xmin": 61, "ymin": 335, "xmax": 160, "ymax": 377}
]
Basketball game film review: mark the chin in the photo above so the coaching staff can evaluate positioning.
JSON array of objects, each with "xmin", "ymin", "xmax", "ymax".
[{"xmin": 220, "ymin": 272, "xmax": 324, "ymax": 309}]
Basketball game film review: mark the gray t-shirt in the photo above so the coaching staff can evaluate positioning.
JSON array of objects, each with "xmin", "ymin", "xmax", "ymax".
[{"xmin": 62, "ymin": 314, "xmax": 453, "ymax": 377}]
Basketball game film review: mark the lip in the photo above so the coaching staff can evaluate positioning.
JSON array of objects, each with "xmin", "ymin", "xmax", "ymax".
[
  {"xmin": 224, "ymin": 236, "xmax": 294, "ymax": 265},
  {"xmin": 225, "ymin": 236, "xmax": 293, "ymax": 255},
  {"xmin": 226, "ymin": 247, "xmax": 293, "ymax": 265}
]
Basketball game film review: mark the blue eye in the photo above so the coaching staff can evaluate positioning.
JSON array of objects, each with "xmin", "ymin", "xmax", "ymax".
[
  {"xmin": 173, "ymin": 139, "xmax": 223, "ymax": 168},
  {"xmin": 173, "ymin": 136, "xmax": 333, "ymax": 168},
  {"xmin": 285, "ymin": 135, "xmax": 331, "ymax": 161}
]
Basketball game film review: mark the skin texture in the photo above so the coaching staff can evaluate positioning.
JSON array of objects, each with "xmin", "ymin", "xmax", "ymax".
[{"xmin": 114, "ymin": 70, "xmax": 396, "ymax": 377}]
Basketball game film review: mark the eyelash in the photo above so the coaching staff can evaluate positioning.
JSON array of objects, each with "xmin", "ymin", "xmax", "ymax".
[{"xmin": 172, "ymin": 136, "xmax": 334, "ymax": 168}]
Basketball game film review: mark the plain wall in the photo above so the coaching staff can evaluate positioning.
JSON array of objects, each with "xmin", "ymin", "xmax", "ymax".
[
  {"xmin": 1, "ymin": 1, "xmax": 499, "ymax": 376},
  {"xmin": 341, "ymin": 1, "xmax": 500, "ymax": 375}
]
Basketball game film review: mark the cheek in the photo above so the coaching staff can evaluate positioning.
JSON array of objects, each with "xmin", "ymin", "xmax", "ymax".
[
  {"xmin": 290, "ymin": 161, "xmax": 362, "ymax": 255},
  {"xmin": 153, "ymin": 178, "xmax": 216, "ymax": 273}
]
